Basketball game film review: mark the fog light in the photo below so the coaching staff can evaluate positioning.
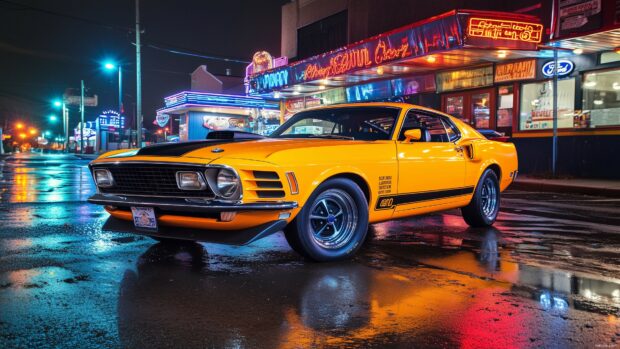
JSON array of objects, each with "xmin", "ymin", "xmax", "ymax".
[
  {"xmin": 176, "ymin": 171, "xmax": 207, "ymax": 190},
  {"xmin": 94, "ymin": 169, "xmax": 114, "ymax": 188},
  {"xmin": 220, "ymin": 211, "xmax": 237, "ymax": 222}
]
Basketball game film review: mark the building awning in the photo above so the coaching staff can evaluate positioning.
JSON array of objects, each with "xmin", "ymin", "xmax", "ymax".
[
  {"xmin": 248, "ymin": 9, "xmax": 545, "ymax": 97},
  {"xmin": 158, "ymin": 91, "xmax": 280, "ymax": 115},
  {"xmin": 548, "ymin": 26, "xmax": 620, "ymax": 53}
]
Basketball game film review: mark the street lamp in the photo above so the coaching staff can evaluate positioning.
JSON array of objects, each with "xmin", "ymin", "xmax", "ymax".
[
  {"xmin": 52, "ymin": 99, "xmax": 69, "ymax": 152},
  {"xmin": 102, "ymin": 60, "xmax": 123, "ymax": 115},
  {"xmin": 16, "ymin": 123, "xmax": 24, "ymax": 130},
  {"xmin": 49, "ymin": 115, "xmax": 58, "ymax": 123}
]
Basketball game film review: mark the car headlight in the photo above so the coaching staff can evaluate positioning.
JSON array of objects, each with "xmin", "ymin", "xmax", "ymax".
[
  {"xmin": 176, "ymin": 171, "xmax": 207, "ymax": 190},
  {"xmin": 93, "ymin": 169, "xmax": 114, "ymax": 188},
  {"xmin": 215, "ymin": 168, "xmax": 240, "ymax": 198}
]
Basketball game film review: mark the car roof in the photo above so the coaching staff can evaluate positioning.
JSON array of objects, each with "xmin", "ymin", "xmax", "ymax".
[{"xmin": 302, "ymin": 102, "xmax": 453, "ymax": 117}]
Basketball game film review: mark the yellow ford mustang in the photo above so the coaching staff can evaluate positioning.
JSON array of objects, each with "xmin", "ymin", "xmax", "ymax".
[{"xmin": 88, "ymin": 102, "xmax": 518, "ymax": 261}]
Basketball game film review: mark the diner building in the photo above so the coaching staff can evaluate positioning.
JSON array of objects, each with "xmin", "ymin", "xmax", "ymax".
[{"xmin": 246, "ymin": 1, "xmax": 620, "ymax": 179}]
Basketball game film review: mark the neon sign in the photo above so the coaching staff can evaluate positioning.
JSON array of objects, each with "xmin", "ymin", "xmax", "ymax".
[
  {"xmin": 254, "ymin": 69, "xmax": 290, "ymax": 91},
  {"xmin": 249, "ymin": 11, "xmax": 543, "ymax": 94},
  {"xmin": 467, "ymin": 17, "xmax": 543, "ymax": 43}
]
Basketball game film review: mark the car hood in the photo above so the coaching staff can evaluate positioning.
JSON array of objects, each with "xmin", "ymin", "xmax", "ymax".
[{"xmin": 100, "ymin": 138, "xmax": 371, "ymax": 163}]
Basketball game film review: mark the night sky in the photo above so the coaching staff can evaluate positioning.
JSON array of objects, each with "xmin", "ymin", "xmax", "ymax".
[{"xmin": 0, "ymin": 0, "xmax": 288, "ymax": 134}]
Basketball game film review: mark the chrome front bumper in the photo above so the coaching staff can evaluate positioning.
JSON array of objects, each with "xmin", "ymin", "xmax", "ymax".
[{"xmin": 87, "ymin": 193, "xmax": 298, "ymax": 213}]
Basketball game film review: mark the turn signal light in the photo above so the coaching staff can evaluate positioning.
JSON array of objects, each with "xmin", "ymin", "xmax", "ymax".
[
  {"xmin": 285, "ymin": 171, "xmax": 299, "ymax": 195},
  {"xmin": 220, "ymin": 211, "xmax": 237, "ymax": 222}
]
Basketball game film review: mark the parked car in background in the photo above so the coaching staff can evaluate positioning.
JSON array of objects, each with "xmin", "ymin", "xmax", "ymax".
[{"xmin": 476, "ymin": 129, "xmax": 510, "ymax": 142}]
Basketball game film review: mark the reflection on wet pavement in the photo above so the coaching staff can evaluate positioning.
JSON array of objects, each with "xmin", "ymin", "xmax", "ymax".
[{"xmin": 0, "ymin": 153, "xmax": 619, "ymax": 348}]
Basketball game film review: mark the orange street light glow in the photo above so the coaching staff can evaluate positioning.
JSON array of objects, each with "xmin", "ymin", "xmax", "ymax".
[
  {"xmin": 16, "ymin": 123, "xmax": 24, "ymax": 129},
  {"xmin": 19, "ymin": 133, "xmax": 26, "ymax": 139},
  {"xmin": 29, "ymin": 129, "xmax": 37, "ymax": 135}
]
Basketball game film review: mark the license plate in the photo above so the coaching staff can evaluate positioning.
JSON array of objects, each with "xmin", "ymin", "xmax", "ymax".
[{"xmin": 131, "ymin": 207, "xmax": 158, "ymax": 231}]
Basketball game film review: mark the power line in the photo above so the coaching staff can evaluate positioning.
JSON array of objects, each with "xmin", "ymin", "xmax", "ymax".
[
  {"xmin": 143, "ymin": 43, "xmax": 250, "ymax": 64},
  {"xmin": 1, "ymin": 0, "xmax": 251, "ymax": 65}
]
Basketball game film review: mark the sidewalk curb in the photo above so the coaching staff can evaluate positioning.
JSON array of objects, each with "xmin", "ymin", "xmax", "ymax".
[{"xmin": 511, "ymin": 181, "xmax": 620, "ymax": 198}]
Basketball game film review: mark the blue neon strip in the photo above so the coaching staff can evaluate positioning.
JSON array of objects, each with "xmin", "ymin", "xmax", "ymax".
[{"xmin": 164, "ymin": 91, "xmax": 279, "ymax": 109}]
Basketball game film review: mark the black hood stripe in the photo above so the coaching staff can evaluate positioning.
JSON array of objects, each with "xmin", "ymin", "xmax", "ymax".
[{"xmin": 135, "ymin": 139, "xmax": 253, "ymax": 157}]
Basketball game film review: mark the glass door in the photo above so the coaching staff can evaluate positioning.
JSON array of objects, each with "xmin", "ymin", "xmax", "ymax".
[
  {"xmin": 496, "ymin": 85, "xmax": 515, "ymax": 135},
  {"xmin": 442, "ymin": 88, "xmax": 495, "ymax": 129},
  {"xmin": 472, "ymin": 91, "xmax": 491, "ymax": 129},
  {"xmin": 444, "ymin": 93, "xmax": 469, "ymax": 124}
]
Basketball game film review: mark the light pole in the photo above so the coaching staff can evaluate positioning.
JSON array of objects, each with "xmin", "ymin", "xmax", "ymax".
[
  {"xmin": 53, "ymin": 99, "xmax": 69, "ymax": 152},
  {"xmin": 103, "ymin": 62, "xmax": 123, "ymax": 114}
]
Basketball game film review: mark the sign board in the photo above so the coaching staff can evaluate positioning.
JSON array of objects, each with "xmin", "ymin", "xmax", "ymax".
[
  {"xmin": 156, "ymin": 113, "xmax": 170, "ymax": 127},
  {"xmin": 97, "ymin": 110, "xmax": 125, "ymax": 130},
  {"xmin": 494, "ymin": 59, "xmax": 536, "ymax": 83},
  {"xmin": 541, "ymin": 59, "xmax": 575, "ymax": 78},
  {"xmin": 63, "ymin": 95, "xmax": 98, "ymax": 107},
  {"xmin": 249, "ymin": 11, "xmax": 543, "ymax": 94},
  {"xmin": 436, "ymin": 66, "xmax": 494, "ymax": 92},
  {"xmin": 467, "ymin": 17, "xmax": 543, "ymax": 44},
  {"xmin": 559, "ymin": 0, "xmax": 602, "ymax": 35}
]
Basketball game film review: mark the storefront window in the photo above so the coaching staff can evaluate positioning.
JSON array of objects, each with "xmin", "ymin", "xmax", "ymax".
[
  {"xmin": 472, "ymin": 92, "xmax": 491, "ymax": 128},
  {"xmin": 519, "ymin": 79, "xmax": 575, "ymax": 130},
  {"xmin": 582, "ymin": 70, "xmax": 620, "ymax": 128},
  {"xmin": 497, "ymin": 85, "xmax": 513, "ymax": 128}
]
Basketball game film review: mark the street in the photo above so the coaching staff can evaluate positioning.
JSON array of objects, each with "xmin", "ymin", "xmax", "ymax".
[{"xmin": 1, "ymin": 153, "xmax": 619, "ymax": 348}]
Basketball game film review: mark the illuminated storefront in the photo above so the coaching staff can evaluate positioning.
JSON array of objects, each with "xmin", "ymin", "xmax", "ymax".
[
  {"xmin": 157, "ymin": 91, "xmax": 280, "ymax": 141},
  {"xmin": 247, "ymin": 6, "xmax": 620, "ymax": 178},
  {"xmin": 248, "ymin": 9, "xmax": 545, "ymax": 128}
]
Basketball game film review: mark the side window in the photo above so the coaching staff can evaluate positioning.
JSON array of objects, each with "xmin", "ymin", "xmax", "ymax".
[
  {"xmin": 441, "ymin": 118, "xmax": 460, "ymax": 142},
  {"xmin": 399, "ymin": 110, "xmax": 450, "ymax": 142}
]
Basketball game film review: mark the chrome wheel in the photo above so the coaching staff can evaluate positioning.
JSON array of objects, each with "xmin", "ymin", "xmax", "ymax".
[
  {"xmin": 308, "ymin": 189, "xmax": 358, "ymax": 249},
  {"xmin": 480, "ymin": 177, "xmax": 498, "ymax": 218}
]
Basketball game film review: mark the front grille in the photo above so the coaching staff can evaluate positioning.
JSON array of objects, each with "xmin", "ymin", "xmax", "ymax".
[{"xmin": 93, "ymin": 163, "xmax": 214, "ymax": 198}]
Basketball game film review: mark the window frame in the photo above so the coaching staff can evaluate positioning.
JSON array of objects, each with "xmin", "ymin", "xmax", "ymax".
[
  {"xmin": 397, "ymin": 108, "xmax": 462, "ymax": 143},
  {"xmin": 270, "ymin": 106, "xmax": 402, "ymax": 140}
]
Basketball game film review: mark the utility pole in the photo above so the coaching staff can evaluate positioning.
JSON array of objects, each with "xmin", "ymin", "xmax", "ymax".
[
  {"xmin": 80, "ymin": 80, "xmax": 85, "ymax": 154},
  {"xmin": 135, "ymin": 0, "xmax": 143, "ymax": 148},
  {"xmin": 118, "ymin": 66, "xmax": 123, "ymax": 115},
  {"xmin": 63, "ymin": 102, "xmax": 68, "ymax": 152}
]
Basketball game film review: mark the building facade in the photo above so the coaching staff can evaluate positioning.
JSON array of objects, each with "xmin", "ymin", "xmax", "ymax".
[{"xmin": 247, "ymin": 0, "xmax": 620, "ymax": 179}]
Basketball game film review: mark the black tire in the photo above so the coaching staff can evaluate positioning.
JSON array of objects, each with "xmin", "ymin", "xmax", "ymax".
[
  {"xmin": 284, "ymin": 178, "xmax": 369, "ymax": 262},
  {"xmin": 461, "ymin": 169, "xmax": 500, "ymax": 227}
]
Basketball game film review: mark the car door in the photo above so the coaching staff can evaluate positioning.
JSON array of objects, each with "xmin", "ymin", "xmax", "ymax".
[{"xmin": 389, "ymin": 110, "xmax": 467, "ymax": 213}]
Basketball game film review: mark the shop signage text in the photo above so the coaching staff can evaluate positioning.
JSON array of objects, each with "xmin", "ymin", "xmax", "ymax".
[
  {"xmin": 156, "ymin": 113, "xmax": 170, "ymax": 127},
  {"xmin": 467, "ymin": 17, "xmax": 543, "ymax": 43},
  {"xmin": 97, "ymin": 110, "xmax": 125, "ymax": 131},
  {"xmin": 249, "ymin": 11, "xmax": 543, "ymax": 94},
  {"xmin": 541, "ymin": 59, "xmax": 575, "ymax": 77},
  {"xmin": 494, "ymin": 59, "xmax": 536, "ymax": 83}
]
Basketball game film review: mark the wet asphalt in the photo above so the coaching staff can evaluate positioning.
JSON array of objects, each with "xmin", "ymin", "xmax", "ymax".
[{"xmin": 0, "ymin": 153, "xmax": 619, "ymax": 349}]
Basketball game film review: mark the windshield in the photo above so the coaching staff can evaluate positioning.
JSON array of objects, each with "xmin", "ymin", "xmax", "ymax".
[{"xmin": 270, "ymin": 106, "xmax": 400, "ymax": 140}]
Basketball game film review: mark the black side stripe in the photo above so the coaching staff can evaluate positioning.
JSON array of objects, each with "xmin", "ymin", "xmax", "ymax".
[
  {"xmin": 135, "ymin": 139, "xmax": 253, "ymax": 157},
  {"xmin": 375, "ymin": 186, "xmax": 475, "ymax": 210}
]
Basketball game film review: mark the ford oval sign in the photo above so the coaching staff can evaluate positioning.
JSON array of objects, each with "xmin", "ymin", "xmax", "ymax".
[{"xmin": 542, "ymin": 60, "xmax": 575, "ymax": 78}]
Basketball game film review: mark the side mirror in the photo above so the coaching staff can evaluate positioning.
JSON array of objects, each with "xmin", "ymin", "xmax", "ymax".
[{"xmin": 404, "ymin": 129, "xmax": 422, "ymax": 142}]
